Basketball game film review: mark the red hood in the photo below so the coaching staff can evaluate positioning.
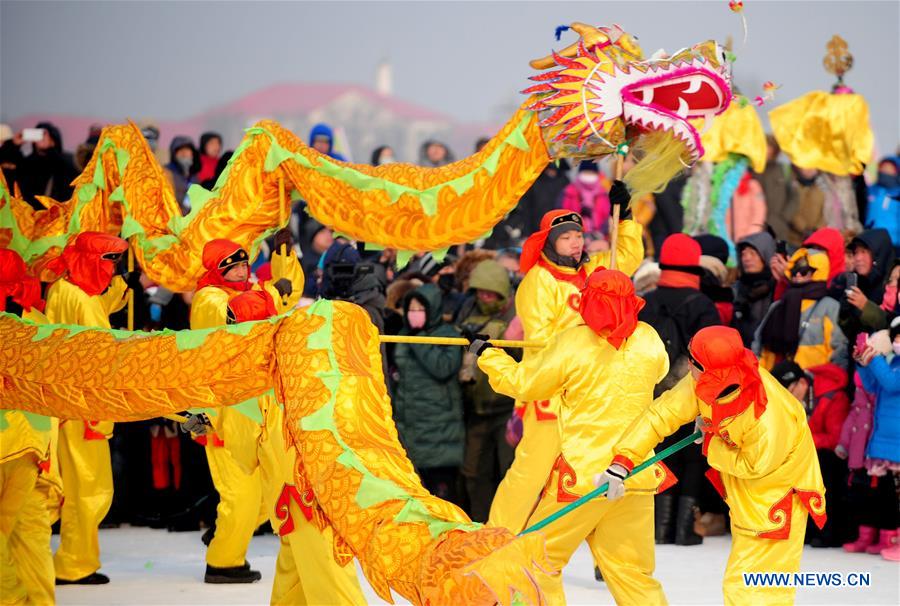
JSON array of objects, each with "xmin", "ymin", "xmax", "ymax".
[
  {"xmin": 808, "ymin": 363, "xmax": 849, "ymax": 397},
  {"xmin": 803, "ymin": 228, "xmax": 845, "ymax": 285}
]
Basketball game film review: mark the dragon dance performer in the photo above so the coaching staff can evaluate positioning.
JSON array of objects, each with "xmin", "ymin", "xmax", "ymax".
[
  {"xmin": 224, "ymin": 290, "xmax": 366, "ymax": 604},
  {"xmin": 44, "ymin": 232, "xmax": 134, "ymax": 584},
  {"xmin": 189, "ymin": 230, "xmax": 301, "ymax": 585},
  {"xmin": 488, "ymin": 180, "xmax": 641, "ymax": 535},
  {"xmin": 471, "ymin": 269, "xmax": 670, "ymax": 605},
  {"xmin": 0, "ymin": 249, "xmax": 55, "ymax": 604},
  {"xmin": 603, "ymin": 326, "xmax": 827, "ymax": 605}
]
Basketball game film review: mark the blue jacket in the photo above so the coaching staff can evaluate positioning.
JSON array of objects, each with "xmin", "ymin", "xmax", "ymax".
[
  {"xmin": 858, "ymin": 355, "xmax": 900, "ymax": 462},
  {"xmin": 866, "ymin": 184, "xmax": 900, "ymax": 247}
]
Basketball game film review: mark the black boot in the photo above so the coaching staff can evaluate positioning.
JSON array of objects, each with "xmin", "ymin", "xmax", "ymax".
[
  {"xmin": 654, "ymin": 493, "xmax": 676, "ymax": 544},
  {"xmin": 204, "ymin": 562, "xmax": 261, "ymax": 584},
  {"xmin": 57, "ymin": 572, "xmax": 110, "ymax": 585},
  {"xmin": 674, "ymin": 496, "xmax": 703, "ymax": 546},
  {"xmin": 201, "ymin": 525, "xmax": 215, "ymax": 546}
]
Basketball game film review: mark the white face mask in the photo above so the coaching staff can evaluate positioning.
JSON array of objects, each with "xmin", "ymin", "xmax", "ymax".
[
  {"xmin": 578, "ymin": 172, "xmax": 599, "ymax": 184},
  {"xmin": 893, "ymin": 342, "xmax": 900, "ymax": 356}
]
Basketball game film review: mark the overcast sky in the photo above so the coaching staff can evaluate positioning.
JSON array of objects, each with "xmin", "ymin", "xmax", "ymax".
[{"xmin": 2, "ymin": 0, "xmax": 898, "ymax": 152}]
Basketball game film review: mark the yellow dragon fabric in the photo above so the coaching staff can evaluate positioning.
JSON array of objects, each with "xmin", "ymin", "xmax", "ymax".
[{"xmin": 0, "ymin": 302, "xmax": 554, "ymax": 605}]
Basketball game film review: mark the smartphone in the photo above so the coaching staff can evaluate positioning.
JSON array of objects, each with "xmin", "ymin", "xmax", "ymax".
[
  {"xmin": 22, "ymin": 128, "xmax": 45, "ymax": 143},
  {"xmin": 845, "ymin": 272, "xmax": 858, "ymax": 294},
  {"xmin": 775, "ymin": 240, "xmax": 788, "ymax": 258},
  {"xmin": 855, "ymin": 332, "xmax": 868, "ymax": 354}
]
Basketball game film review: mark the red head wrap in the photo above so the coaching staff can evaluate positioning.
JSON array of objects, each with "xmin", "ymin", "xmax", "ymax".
[
  {"xmin": 688, "ymin": 326, "xmax": 767, "ymax": 446},
  {"xmin": 197, "ymin": 239, "xmax": 251, "ymax": 291},
  {"xmin": 0, "ymin": 249, "xmax": 44, "ymax": 312},
  {"xmin": 520, "ymin": 209, "xmax": 584, "ymax": 274},
  {"xmin": 48, "ymin": 232, "xmax": 128, "ymax": 296},
  {"xmin": 578, "ymin": 268, "xmax": 645, "ymax": 349},
  {"xmin": 226, "ymin": 290, "xmax": 277, "ymax": 323}
]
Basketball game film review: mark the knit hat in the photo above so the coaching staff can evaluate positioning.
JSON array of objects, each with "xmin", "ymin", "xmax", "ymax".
[
  {"xmin": 695, "ymin": 234, "xmax": 730, "ymax": 265},
  {"xmin": 659, "ymin": 234, "xmax": 702, "ymax": 272}
]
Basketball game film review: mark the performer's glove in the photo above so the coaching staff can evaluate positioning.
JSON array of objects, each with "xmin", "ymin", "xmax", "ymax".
[
  {"xmin": 125, "ymin": 269, "xmax": 143, "ymax": 291},
  {"xmin": 835, "ymin": 444, "xmax": 848, "ymax": 460},
  {"xmin": 694, "ymin": 416, "xmax": 710, "ymax": 444},
  {"xmin": 181, "ymin": 412, "xmax": 212, "ymax": 436},
  {"xmin": 274, "ymin": 278, "xmax": 293, "ymax": 298},
  {"xmin": 593, "ymin": 463, "xmax": 629, "ymax": 500},
  {"xmin": 461, "ymin": 328, "xmax": 490, "ymax": 343},
  {"xmin": 608, "ymin": 180, "xmax": 632, "ymax": 220},
  {"xmin": 274, "ymin": 228, "xmax": 293, "ymax": 254},
  {"xmin": 468, "ymin": 339, "xmax": 493, "ymax": 357}
]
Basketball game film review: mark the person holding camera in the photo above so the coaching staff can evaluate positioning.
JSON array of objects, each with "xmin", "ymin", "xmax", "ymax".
[
  {"xmin": 836, "ymin": 228, "xmax": 896, "ymax": 341},
  {"xmin": 318, "ymin": 241, "xmax": 387, "ymax": 332},
  {"xmin": 0, "ymin": 122, "xmax": 79, "ymax": 210},
  {"xmin": 754, "ymin": 247, "xmax": 848, "ymax": 372}
]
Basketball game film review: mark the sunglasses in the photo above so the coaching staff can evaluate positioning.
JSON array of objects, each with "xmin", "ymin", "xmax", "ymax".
[{"xmin": 687, "ymin": 351, "xmax": 705, "ymax": 373}]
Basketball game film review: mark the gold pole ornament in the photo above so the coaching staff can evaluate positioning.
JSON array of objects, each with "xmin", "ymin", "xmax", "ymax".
[{"xmin": 823, "ymin": 35, "xmax": 853, "ymax": 88}]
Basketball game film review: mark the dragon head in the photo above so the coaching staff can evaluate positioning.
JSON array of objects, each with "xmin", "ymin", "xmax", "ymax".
[{"xmin": 526, "ymin": 23, "xmax": 733, "ymax": 164}]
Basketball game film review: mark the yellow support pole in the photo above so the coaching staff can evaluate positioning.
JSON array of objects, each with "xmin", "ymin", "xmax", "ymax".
[
  {"xmin": 126, "ymin": 245, "xmax": 134, "ymax": 331},
  {"xmin": 278, "ymin": 176, "xmax": 287, "ymax": 255},
  {"xmin": 163, "ymin": 413, "xmax": 188, "ymax": 424},
  {"xmin": 378, "ymin": 335, "xmax": 543, "ymax": 349}
]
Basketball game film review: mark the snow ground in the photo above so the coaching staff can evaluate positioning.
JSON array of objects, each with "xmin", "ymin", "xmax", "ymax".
[{"xmin": 53, "ymin": 527, "xmax": 899, "ymax": 605}]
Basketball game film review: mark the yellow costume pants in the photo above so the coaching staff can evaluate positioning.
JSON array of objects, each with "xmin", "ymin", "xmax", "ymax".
[
  {"xmin": 525, "ymin": 484, "xmax": 666, "ymax": 606},
  {"xmin": 723, "ymin": 498, "xmax": 807, "ymax": 606},
  {"xmin": 0, "ymin": 456, "xmax": 54, "ymax": 606},
  {"xmin": 488, "ymin": 403, "xmax": 560, "ymax": 533},
  {"xmin": 204, "ymin": 426, "xmax": 264, "ymax": 569},
  {"xmin": 54, "ymin": 421, "xmax": 113, "ymax": 581},
  {"xmin": 257, "ymin": 400, "xmax": 365, "ymax": 605}
]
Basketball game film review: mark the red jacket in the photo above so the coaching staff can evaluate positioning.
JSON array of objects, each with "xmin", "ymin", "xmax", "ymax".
[{"xmin": 807, "ymin": 363, "xmax": 850, "ymax": 450}]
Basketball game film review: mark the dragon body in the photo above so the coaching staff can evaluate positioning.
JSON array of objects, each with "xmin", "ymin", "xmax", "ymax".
[{"xmin": 0, "ymin": 23, "xmax": 733, "ymax": 603}]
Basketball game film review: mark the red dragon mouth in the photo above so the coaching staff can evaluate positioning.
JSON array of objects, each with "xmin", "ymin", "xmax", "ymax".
[{"xmin": 621, "ymin": 68, "xmax": 731, "ymax": 159}]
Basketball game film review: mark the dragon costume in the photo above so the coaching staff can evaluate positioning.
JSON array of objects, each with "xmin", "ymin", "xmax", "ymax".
[{"xmin": 0, "ymin": 23, "xmax": 732, "ymax": 604}]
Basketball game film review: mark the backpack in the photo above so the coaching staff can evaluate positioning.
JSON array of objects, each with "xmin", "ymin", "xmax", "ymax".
[{"xmin": 640, "ymin": 292, "xmax": 702, "ymax": 393}]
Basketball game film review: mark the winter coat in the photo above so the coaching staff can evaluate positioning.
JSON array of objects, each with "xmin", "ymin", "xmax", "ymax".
[
  {"xmin": 866, "ymin": 182, "xmax": 900, "ymax": 248},
  {"xmin": 457, "ymin": 261, "xmax": 516, "ymax": 417},
  {"xmin": 807, "ymin": 364, "xmax": 850, "ymax": 450},
  {"xmin": 755, "ymin": 251, "xmax": 848, "ymax": 371},
  {"xmin": 725, "ymin": 175, "xmax": 767, "ymax": 243},
  {"xmin": 393, "ymin": 284, "xmax": 464, "ymax": 469},
  {"xmin": 559, "ymin": 175, "xmax": 612, "ymax": 236},
  {"xmin": 639, "ymin": 284, "xmax": 721, "ymax": 393},
  {"xmin": 515, "ymin": 163, "xmax": 570, "ymax": 236},
  {"xmin": 858, "ymin": 355, "xmax": 900, "ymax": 463},
  {"xmin": 756, "ymin": 161, "xmax": 798, "ymax": 242},
  {"xmin": 732, "ymin": 232, "xmax": 776, "ymax": 346},
  {"xmin": 838, "ymin": 374, "xmax": 876, "ymax": 470}
]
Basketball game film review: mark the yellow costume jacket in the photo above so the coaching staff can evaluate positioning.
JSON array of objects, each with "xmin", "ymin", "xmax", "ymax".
[
  {"xmin": 613, "ymin": 372, "xmax": 827, "ymax": 538},
  {"xmin": 478, "ymin": 322, "xmax": 674, "ymax": 499}
]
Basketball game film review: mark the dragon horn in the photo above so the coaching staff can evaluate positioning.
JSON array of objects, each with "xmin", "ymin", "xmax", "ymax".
[{"xmin": 529, "ymin": 22, "xmax": 610, "ymax": 70}]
